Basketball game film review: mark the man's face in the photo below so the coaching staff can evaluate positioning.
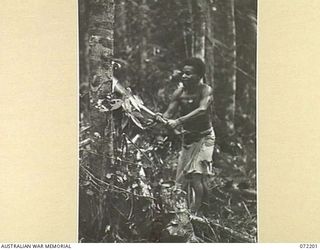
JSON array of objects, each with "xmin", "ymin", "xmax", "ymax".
[{"xmin": 181, "ymin": 65, "xmax": 200, "ymax": 87}]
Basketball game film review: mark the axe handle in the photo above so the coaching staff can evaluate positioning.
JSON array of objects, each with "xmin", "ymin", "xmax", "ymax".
[
  {"xmin": 139, "ymin": 104, "xmax": 184, "ymax": 135},
  {"xmin": 138, "ymin": 104, "xmax": 156, "ymax": 116},
  {"xmin": 139, "ymin": 104, "xmax": 168, "ymax": 124}
]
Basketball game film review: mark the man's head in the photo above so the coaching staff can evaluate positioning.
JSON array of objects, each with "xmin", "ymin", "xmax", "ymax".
[
  {"xmin": 181, "ymin": 57, "xmax": 205, "ymax": 87},
  {"xmin": 183, "ymin": 57, "xmax": 205, "ymax": 79}
]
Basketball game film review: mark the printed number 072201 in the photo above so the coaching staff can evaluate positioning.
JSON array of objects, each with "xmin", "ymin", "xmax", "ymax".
[{"xmin": 300, "ymin": 244, "xmax": 318, "ymax": 248}]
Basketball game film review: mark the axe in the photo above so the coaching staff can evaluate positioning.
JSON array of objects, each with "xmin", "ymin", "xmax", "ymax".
[
  {"xmin": 113, "ymin": 78, "xmax": 167, "ymax": 124},
  {"xmin": 113, "ymin": 78, "xmax": 184, "ymax": 133},
  {"xmin": 134, "ymin": 97, "xmax": 168, "ymax": 125},
  {"xmin": 133, "ymin": 96, "xmax": 185, "ymax": 135}
]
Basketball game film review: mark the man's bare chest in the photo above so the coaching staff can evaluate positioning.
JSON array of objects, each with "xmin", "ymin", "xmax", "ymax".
[{"xmin": 179, "ymin": 91, "xmax": 201, "ymax": 110}]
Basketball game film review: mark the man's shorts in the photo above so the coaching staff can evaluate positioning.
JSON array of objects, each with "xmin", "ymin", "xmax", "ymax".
[{"xmin": 176, "ymin": 128, "xmax": 215, "ymax": 185}]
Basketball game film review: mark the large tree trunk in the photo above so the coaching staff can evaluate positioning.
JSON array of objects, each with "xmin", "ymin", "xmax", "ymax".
[
  {"xmin": 85, "ymin": 0, "xmax": 115, "ymax": 236},
  {"xmin": 79, "ymin": 0, "xmax": 90, "ymax": 122}
]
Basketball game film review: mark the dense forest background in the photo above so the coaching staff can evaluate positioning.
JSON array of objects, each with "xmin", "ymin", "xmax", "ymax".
[{"xmin": 79, "ymin": 0, "xmax": 257, "ymax": 243}]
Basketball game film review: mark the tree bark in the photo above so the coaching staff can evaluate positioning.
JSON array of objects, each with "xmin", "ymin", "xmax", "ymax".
[{"xmin": 87, "ymin": 0, "xmax": 115, "ymax": 234}]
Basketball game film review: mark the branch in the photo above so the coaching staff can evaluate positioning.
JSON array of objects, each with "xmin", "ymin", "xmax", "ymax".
[
  {"xmin": 81, "ymin": 166, "xmax": 156, "ymax": 201},
  {"xmin": 190, "ymin": 215, "xmax": 256, "ymax": 243},
  {"xmin": 82, "ymin": 149, "xmax": 140, "ymax": 165},
  {"xmin": 235, "ymin": 65, "xmax": 255, "ymax": 81},
  {"xmin": 123, "ymin": 133, "xmax": 156, "ymax": 167},
  {"xmin": 80, "ymin": 126, "xmax": 92, "ymax": 134},
  {"xmin": 80, "ymin": 138, "xmax": 92, "ymax": 148}
]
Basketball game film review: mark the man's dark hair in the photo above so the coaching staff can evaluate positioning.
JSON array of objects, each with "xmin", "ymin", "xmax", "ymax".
[{"xmin": 183, "ymin": 57, "xmax": 206, "ymax": 79}]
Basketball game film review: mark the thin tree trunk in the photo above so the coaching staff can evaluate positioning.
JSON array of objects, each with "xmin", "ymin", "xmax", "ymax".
[
  {"xmin": 187, "ymin": 0, "xmax": 194, "ymax": 57},
  {"xmin": 227, "ymin": 0, "xmax": 237, "ymax": 132},
  {"xmin": 234, "ymin": 0, "xmax": 256, "ymax": 132},
  {"xmin": 204, "ymin": 0, "xmax": 215, "ymax": 87},
  {"xmin": 140, "ymin": 0, "xmax": 148, "ymax": 83},
  {"xmin": 118, "ymin": 0, "xmax": 127, "ymax": 49},
  {"xmin": 213, "ymin": 0, "xmax": 237, "ymax": 135},
  {"xmin": 194, "ymin": 0, "xmax": 206, "ymax": 62}
]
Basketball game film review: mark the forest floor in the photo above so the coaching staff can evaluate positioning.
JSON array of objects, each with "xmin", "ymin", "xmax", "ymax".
[{"xmin": 79, "ymin": 109, "xmax": 257, "ymax": 242}]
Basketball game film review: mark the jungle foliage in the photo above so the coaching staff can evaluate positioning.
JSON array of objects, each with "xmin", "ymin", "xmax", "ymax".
[{"xmin": 79, "ymin": 0, "xmax": 257, "ymax": 243}]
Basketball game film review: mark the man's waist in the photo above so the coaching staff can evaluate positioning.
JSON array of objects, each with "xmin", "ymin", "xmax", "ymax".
[
  {"xmin": 182, "ymin": 118, "xmax": 212, "ymax": 131},
  {"xmin": 183, "ymin": 127, "xmax": 213, "ymax": 137},
  {"xmin": 181, "ymin": 128, "xmax": 214, "ymax": 146}
]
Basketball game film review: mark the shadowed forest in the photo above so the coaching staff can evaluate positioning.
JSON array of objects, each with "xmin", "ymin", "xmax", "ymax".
[{"xmin": 79, "ymin": 0, "xmax": 257, "ymax": 242}]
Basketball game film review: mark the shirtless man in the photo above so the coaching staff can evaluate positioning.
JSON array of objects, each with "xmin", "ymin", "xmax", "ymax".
[{"xmin": 157, "ymin": 57, "xmax": 215, "ymax": 214}]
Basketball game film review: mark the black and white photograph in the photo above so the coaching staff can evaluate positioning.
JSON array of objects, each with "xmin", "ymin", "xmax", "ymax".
[{"xmin": 78, "ymin": 0, "xmax": 257, "ymax": 243}]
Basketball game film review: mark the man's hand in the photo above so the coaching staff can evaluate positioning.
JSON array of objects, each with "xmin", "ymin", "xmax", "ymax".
[
  {"xmin": 154, "ymin": 113, "xmax": 167, "ymax": 124},
  {"xmin": 170, "ymin": 70, "xmax": 182, "ymax": 82},
  {"xmin": 167, "ymin": 119, "xmax": 181, "ymax": 129}
]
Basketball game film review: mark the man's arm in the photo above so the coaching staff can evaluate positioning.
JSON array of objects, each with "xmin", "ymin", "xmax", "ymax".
[
  {"xmin": 162, "ymin": 87, "xmax": 183, "ymax": 119},
  {"xmin": 168, "ymin": 85, "xmax": 213, "ymax": 128}
]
